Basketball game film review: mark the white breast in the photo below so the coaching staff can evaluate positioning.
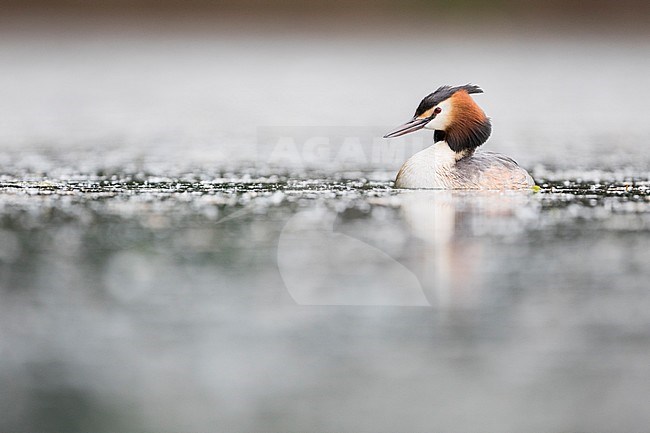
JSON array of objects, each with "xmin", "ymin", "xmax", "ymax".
[{"xmin": 394, "ymin": 141, "xmax": 459, "ymax": 189}]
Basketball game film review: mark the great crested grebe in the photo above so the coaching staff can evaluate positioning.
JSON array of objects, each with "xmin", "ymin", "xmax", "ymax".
[{"xmin": 384, "ymin": 84, "xmax": 534, "ymax": 189}]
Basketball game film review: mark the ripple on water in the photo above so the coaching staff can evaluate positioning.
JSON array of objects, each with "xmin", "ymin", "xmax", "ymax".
[{"xmin": 0, "ymin": 170, "xmax": 647, "ymax": 233}]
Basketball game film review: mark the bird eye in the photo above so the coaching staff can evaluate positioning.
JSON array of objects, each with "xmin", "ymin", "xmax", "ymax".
[{"xmin": 434, "ymin": 107, "xmax": 442, "ymax": 115}]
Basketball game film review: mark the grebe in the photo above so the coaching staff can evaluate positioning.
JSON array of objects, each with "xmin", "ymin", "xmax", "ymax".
[{"xmin": 384, "ymin": 84, "xmax": 534, "ymax": 189}]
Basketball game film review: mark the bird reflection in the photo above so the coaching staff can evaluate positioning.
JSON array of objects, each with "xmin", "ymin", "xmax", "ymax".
[
  {"xmin": 399, "ymin": 190, "xmax": 535, "ymax": 309},
  {"xmin": 277, "ymin": 190, "xmax": 537, "ymax": 307}
]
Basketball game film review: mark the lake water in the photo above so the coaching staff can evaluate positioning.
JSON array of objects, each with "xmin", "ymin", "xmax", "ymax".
[{"xmin": 1, "ymin": 18, "xmax": 650, "ymax": 432}]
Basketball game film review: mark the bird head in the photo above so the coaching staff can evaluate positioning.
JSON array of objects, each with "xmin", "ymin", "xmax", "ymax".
[{"xmin": 383, "ymin": 84, "xmax": 492, "ymax": 153}]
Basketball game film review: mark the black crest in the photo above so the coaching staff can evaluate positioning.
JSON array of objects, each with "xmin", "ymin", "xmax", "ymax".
[{"xmin": 414, "ymin": 84, "xmax": 483, "ymax": 117}]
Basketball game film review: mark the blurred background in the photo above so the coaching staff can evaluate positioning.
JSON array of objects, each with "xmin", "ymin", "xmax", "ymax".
[
  {"xmin": 2, "ymin": 0, "xmax": 650, "ymax": 175},
  {"xmin": 1, "ymin": 1, "xmax": 650, "ymax": 433}
]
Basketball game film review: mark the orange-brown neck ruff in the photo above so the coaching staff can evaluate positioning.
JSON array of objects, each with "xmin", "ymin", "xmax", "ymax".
[{"xmin": 444, "ymin": 91, "xmax": 492, "ymax": 154}]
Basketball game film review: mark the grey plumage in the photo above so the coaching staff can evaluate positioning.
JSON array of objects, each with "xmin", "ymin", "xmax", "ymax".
[{"xmin": 442, "ymin": 151, "xmax": 534, "ymax": 189}]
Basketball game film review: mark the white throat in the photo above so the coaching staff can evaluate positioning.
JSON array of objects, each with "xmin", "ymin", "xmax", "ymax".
[
  {"xmin": 394, "ymin": 140, "xmax": 468, "ymax": 189},
  {"xmin": 431, "ymin": 140, "xmax": 464, "ymax": 164}
]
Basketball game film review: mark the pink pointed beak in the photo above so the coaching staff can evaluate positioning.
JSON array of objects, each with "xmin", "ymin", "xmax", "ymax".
[{"xmin": 383, "ymin": 117, "xmax": 432, "ymax": 138}]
